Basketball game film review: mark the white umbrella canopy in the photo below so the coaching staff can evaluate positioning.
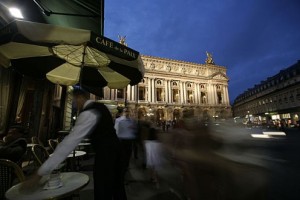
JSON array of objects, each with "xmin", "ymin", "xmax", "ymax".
[{"xmin": 0, "ymin": 20, "xmax": 144, "ymax": 92}]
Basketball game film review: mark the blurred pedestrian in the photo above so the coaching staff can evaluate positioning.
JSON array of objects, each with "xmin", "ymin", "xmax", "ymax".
[
  {"xmin": 114, "ymin": 108, "xmax": 137, "ymax": 178},
  {"xmin": 144, "ymin": 126, "xmax": 165, "ymax": 188}
]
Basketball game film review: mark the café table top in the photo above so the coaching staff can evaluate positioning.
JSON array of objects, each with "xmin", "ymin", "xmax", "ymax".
[
  {"xmin": 78, "ymin": 143, "xmax": 91, "ymax": 146},
  {"xmin": 49, "ymin": 150, "xmax": 86, "ymax": 158},
  {"xmin": 5, "ymin": 172, "xmax": 89, "ymax": 200},
  {"xmin": 26, "ymin": 143, "xmax": 35, "ymax": 147},
  {"xmin": 67, "ymin": 150, "xmax": 86, "ymax": 158},
  {"xmin": 58, "ymin": 130, "xmax": 69, "ymax": 134}
]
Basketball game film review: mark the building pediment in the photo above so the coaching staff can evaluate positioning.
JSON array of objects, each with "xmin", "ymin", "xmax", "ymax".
[{"xmin": 210, "ymin": 72, "xmax": 229, "ymax": 80}]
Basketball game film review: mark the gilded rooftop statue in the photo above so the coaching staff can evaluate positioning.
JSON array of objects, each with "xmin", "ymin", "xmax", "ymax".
[
  {"xmin": 205, "ymin": 51, "xmax": 215, "ymax": 65},
  {"xmin": 118, "ymin": 35, "xmax": 127, "ymax": 46}
]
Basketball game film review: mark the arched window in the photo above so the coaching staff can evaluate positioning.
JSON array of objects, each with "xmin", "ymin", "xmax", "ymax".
[
  {"xmin": 157, "ymin": 80, "xmax": 162, "ymax": 85},
  {"xmin": 187, "ymin": 83, "xmax": 192, "ymax": 88},
  {"xmin": 172, "ymin": 82, "xmax": 178, "ymax": 86}
]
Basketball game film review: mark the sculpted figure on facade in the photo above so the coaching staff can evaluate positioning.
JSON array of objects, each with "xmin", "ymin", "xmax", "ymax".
[
  {"xmin": 118, "ymin": 35, "xmax": 127, "ymax": 46},
  {"xmin": 150, "ymin": 62, "xmax": 155, "ymax": 70},
  {"xmin": 166, "ymin": 65, "xmax": 171, "ymax": 72},
  {"xmin": 205, "ymin": 51, "xmax": 215, "ymax": 65}
]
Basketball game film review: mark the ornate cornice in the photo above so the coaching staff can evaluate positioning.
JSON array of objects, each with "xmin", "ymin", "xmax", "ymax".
[{"xmin": 141, "ymin": 55, "xmax": 228, "ymax": 80}]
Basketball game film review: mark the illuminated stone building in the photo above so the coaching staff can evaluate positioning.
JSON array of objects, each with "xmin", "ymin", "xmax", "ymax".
[
  {"xmin": 233, "ymin": 60, "xmax": 300, "ymax": 124},
  {"xmin": 102, "ymin": 54, "xmax": 231, "ymax": 122}
]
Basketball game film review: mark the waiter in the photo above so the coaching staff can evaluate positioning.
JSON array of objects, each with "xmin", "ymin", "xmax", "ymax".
[{"xmin": 22, "ymin": 88, "xmax": 126, "ymax": 200}]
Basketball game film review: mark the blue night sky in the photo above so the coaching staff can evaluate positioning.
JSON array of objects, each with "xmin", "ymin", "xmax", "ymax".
[{"xmin": 104, "ymin": 0, "xmax": 300, "ymax": 103}]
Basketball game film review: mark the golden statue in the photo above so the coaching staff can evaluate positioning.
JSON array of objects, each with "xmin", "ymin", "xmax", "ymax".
[
  {"xmin": 118, "ymin": 35, "xmax": 127, "ymax": 46},
  {"xmin": 205, "ymin": 51, "xmax": 215, "ymax": 65}
]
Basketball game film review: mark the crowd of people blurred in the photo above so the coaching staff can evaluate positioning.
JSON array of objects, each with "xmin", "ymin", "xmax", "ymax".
[{"xmin": 114, "ymin": 107, "xmax": 270, "ymax": 200}]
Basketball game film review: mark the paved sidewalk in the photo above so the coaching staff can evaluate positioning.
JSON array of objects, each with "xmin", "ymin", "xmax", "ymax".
[{"xmin": 78, "ymin": 156, "xmax": 181, "ymax": 200}]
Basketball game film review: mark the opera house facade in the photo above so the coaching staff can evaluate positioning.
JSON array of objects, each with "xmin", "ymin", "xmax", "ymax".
[{"xmin": 102, "ymin": 54, "xmax": 231, "ymax": 122}]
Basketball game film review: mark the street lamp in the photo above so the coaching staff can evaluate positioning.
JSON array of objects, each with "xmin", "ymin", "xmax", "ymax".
[{"xmin": 8, "ymin": 7, "xmax": 24, "ymax": 19}]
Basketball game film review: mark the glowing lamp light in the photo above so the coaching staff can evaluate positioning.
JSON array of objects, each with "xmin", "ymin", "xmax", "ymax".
[
  {"xmin": 263, "ymin": 132, "xmax": 286, "ymax": 136},
  {"xmin": 9, "ymin": 7, "xmax": 24, "ymax": 19},
  {"xmin": 251, "ymin": 134, "xmax": 272, "ymax": 139}
]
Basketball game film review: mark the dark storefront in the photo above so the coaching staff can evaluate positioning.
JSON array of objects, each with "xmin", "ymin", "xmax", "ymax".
[{"xmin": 0, "ymin": 0, "xmax": 104, "ymax": 142}]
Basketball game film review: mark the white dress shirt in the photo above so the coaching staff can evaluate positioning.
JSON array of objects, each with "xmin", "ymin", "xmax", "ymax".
[
  {"xmin": 38, "ymin": 100, "xmax": 98, "ymax": 176},
  {"xmin": 114, "ymin": 116, "xmax": 137, "ymax": 140}
]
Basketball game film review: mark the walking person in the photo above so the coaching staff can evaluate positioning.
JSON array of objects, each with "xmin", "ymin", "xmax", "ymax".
[
  {"xmin": 114, "ymin": 108, "xmax": 137, "ymax": 178},
  {"xmin": 21, "ymin": 88, "xmax": 126, "ymax": 200}
]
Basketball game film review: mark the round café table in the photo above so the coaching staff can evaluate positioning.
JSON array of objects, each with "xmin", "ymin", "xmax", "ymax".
[
  {"xmin": 77, "ymin": 143, "xmax": 91, "ymax": 151},
  {"xmin": 5, "ymin": 172, "xmax": 89, "ymax": 200},
  {"xmin": 67, "ymin": 150, "xmax": 86, "ymax": 158},
  {"xmin": 26, "ymin": 143, "xmax": 35, "ymax": 148},
  {"xmin": 50, "ymin": 151, "xmax": 86, "ymax": 171},
  {"xmin": 49, "ymin": 150, "xmax": 86, "ymax": 158},
  {"xmin": 78, "ymin": 143, "xmax": 91, "ymax": 146}
]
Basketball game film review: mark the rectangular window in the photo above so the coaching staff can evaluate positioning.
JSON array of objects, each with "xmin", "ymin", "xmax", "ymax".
[
  {"xmin": 172, "ymin": 89, "xmax": 179, "ymax": 103},
  {"xmin": 156, "ymin": 88, "xmax": 164, "ymax": 101},
  {"xmin": 201, "ymin": 92, "xmax": 207, "ymax": 104},
  {"xmin": 187, "ymin": 90, "xmax": 194, "ymax": 103},
  {"xmin": 117, "ymin": 89, "xmax": 124, "ymax": 99},
  {"xmin": 139, "ymin": 87, "xmax": 145, "ymax": 101},
  {"xmin": 217, "ymin": 92, "xmax": 222, "ymax": 104}
]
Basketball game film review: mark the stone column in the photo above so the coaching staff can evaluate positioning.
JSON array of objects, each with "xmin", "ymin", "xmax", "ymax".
[
  {"xmin": 148, "ymin": 78, "xmax": 151, "ymax": 102},
  {"xmin": 208, "ymin": 84, "xmax": 214, "ymax": 105},
  {"xmin": 198, "ymin": 84, "xmax": 201, "ymax": 104},
  {"xmin": 168, "ymin": 80, "xmax": 172, "ymax": 103},
  {"xmin": 225, "ymin": 86, "xmax": 230, "ymax": 105},
  {"xmin": 152, "ymin": 79, "xmax": 155, "ymax": 102},
  {"xmin": 114, "ymin": 89, "xmax": 117, "ymax": 100},
  {"xmin": 183, "ymin": 82, "xmax": 187, "ymax": 104},
  {"xmin": 134, "ymin": 85, "xmax": 138, "ymax": 102},
  {"xmin": 222, "ymin": 85, "xmax": 227, "ymax": 104},
  {"xmin": 214, "ymin": 85, "xmax": 218, "ymax": 105},
  {"xmin": 165, "ymin": 80, "xmax": 168, "ymax": 103},
  {"xmin": 180, "ymin": 81, "xmax": 184, "ymax": 104},
  {"xmin": 194, "ymin": 83, "xmax": 198, "ymax": 104},
  {"xmin": 127, "ymin": 85, "xmax": 131, "ymax": 101}
]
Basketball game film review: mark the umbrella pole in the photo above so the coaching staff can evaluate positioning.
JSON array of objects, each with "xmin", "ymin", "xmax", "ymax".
[
  {"xmin": 124, "ymin": 86, "xmax": 127, "ymax": 107},
  {"xmin": 79, "ymin": 45, "xmax": 87, "ymax": 87}
]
